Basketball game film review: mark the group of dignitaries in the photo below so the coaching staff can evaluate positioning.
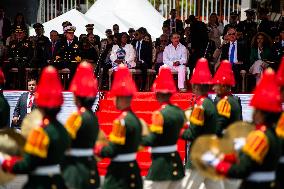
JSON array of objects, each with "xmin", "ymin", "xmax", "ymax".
[{"xmin": 0, "ymin": 55, "xmax": 283, "ymax": 189}]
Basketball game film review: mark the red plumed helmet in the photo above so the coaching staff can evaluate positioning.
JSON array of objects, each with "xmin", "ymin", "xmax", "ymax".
[
  {"xmin": 35, "ymin": 66, "xmax": 63, "ymax": 108},
  {"xmin": 152, "ymin": 65, "xmax": 176, "ymax": 93},
  {"xmin": 0, "ymin": 69, "xmax": 5, "ymax": 85},
  {"xmin": 70, "ymin": 61, "xmax": 98, "ymax": 97},
  {"xmin": 276, "ymin": 56, "xmax": 284, "ymax": 86},
  {"xmin": 110, "ymin": 65, "xmax": 137, "ymax": 96},
  {"xmin": 190, "ymin": 58, "xmax": 212, "ymax": 84},
  {"xmin": 250, "ymin": 68, "xmax": 282, "ymax": 112},
  {"xmin": 212, "ymin": 60, "xmax": 235, "ymax": 86}
]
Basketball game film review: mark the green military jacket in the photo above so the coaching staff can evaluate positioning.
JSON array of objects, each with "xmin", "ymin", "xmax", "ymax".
[
  {"xmin": 182, "ymin": 96, "xmax": 218, "ymax": 169},
  {"xmin": 0, "ymin": 92, "xmax": 10, "ymax": 128},
  {"xmin": 141, "ymin": 103, "xmax": 185, "ymax": 181},
  {"xmin": 100, "ymin": 110, "xmax": 142, "ymax": 189},
  {"xmin": 226, "ymin": 125, "xmax": 281, "ymax": 189},
  {"xmin": 61, "ymin": 107, "xmax": 100, "ymax": 189},
  {"xmin": 12, "ymin": 117, "xmax": 71, "ymax": 189},
  {"xmin": 214, "ymin": 94, "xmax": 242, "ymax": 136}
]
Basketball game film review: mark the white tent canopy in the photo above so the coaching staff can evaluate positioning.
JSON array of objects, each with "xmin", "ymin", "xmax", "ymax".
[
  {"xmin": 85, "ymin": 0, "xmax": 165, "ymax": 39},
  {"xmin": 29, "ymin": 9, "xmax": 106, "ymax": 38}
]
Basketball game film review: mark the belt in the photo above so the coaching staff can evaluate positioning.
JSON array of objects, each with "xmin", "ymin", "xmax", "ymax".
[
  {"xmin": 279, "ymin": 156, "xmax": 284, "ymax": 164},
  {"xmin": 151, "ymin": 145, "xmax": 177, "ymax": 153},
  {"xmin": 65, "ymin": 148, "xmax": 93, "ymax": 157},
  {"xmin": 112, "ymin": 153, "xmax": 136, "ymax": 162},
  {"xmin": 247, "ymin": 171, "xmax": 275, "ymax": 182},
  {"xmin": 32, "ymin": 165, "xmax": 60, "ymax": 175}
]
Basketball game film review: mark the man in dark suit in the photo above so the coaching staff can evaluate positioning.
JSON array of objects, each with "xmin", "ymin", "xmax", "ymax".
[
  {"xmin": 220, "ymin": 27, "xmax": 248, "ymax": 92},
  {"xmin": 132, "ymin": 27, "xmax": 152, "ymax": 91},
  {"xmin": 12, "ymin": 78, "xmax": 37, "ymax": 129},
  {"xmin": 0, "ymin": 6, "xmax": 11, "ymax": 44},
  {"xmin": 163, "ymin": 9, "xmax": 183, "ymax": 35}
]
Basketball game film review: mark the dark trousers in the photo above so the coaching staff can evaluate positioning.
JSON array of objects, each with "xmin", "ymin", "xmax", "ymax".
[
  {"xmin": 232, "ymin": 64, "xmax": 243, "ymax": 93},
  {"xmin": 136, "ymin": 62, "xmax": 148, "ymax": 91}
]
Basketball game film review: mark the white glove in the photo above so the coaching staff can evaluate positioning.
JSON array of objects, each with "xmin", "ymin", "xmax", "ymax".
[
  {"xmin": 233, "ymin": 138, "xmax": 246, "ymax": 151},
  {"xmin": 201, "ymin": 151, "xmax": 220, "ymax": 167},
  {"xmin": 0, "ymin": 154, "xmax": 5, "ymax": 165}
]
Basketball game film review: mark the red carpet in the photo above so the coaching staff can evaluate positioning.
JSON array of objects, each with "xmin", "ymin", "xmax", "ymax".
[{"xmin": 96, "ymin": 92, "xmax": 195, "ymax": 176}]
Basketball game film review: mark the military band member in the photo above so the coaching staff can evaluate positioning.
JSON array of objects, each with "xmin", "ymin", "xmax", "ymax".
[
  {"xmin": 0, "ymin": 68, "xmax": 9, "ymax": 128},
  {"xmin": 61, "ymin": 62, "xmax": 100, "ymax": 188},
  {"xmin": 0, "ymin": 66, "xmax": 71, "ymax": 189},
  {"xmin": 94, "ymin": 65, "xmax": 143, "ymax": 189},
  {"xmin": 181, "ymin": 58, "xmax": 222, "ymax": 189},
  {"xmin": 203, "ymin": 68, "xmax": 282, "ymax": 189},
  {"xmin": 142, "ymin": 66, "xmax": 185, "ymax": 189}
]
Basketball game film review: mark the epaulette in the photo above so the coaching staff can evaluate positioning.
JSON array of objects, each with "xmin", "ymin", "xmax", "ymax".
[
  {"xmin": 190, "ymin": 98, "xmax": 205, "ymax": 126},
  {"xmin": 109, "ymin": 112, "xmax": 127, "ymax": 145},
  {"xmin": 149, "ymin": 111, "xmax": 164, "ymax": 134},
  {"xmin": 242, "ymin": 129, "xmax": 269, "ymax": 164},
  {"xmin": 217, "ymin": 96, "xmax": 231, "ymax": 118},
  {"xmin": 24, "ymin": 127, "xmax": 50, "ymax": 158},
  {"xmin": 276, "ymin": 112, "xmax": 284, "ymax": 139},
  {"xmin": 65, "ymin": 110, "xmax": 82, "ymax": 139}
]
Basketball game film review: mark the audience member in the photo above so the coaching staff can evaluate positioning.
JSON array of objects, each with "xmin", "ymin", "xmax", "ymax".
[
  {"xmin": 153, "ymin": 34, "xmax": 168, "ymax": 73},
  {"xmin": 113, "ymin": 24, "xmax": 119, "ymax": 34},
  {"xmin": 0, "ymin": 6, "xmax": 11, "ymax": 45},
  {"xmin": 163, "ymin": 9, "xmax": 183, "ymax": 34},
  {"xmin": 223, "ymin": 11, "xmax": 239, "ymax": 37},
  {"xmin": 207, "ymin": 13, "xmax": 223, "ymax": 48}
]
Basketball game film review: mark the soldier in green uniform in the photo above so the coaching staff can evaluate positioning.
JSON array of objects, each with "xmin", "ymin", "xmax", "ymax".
[
  {"xmin": 275, "ymin": 57, "xmax": 284, "ymax": 189},
  {"xmin": 0, "ymin": 66, "xmax": 71, "ymax": 189},
  {"xmin": 141, "ymin": 66, "xmax": 184, "ymax": 189},
  {"xmin": 94, "ymin": 65, "xmax": 142, "ymax": 189},
  {"xmin": 61, "ymin": 61, "xmax": 100, "ymax": 189},
  {"xmin": 202, "ymin": 68, "xmax": 282, "ymax": 189},
  {"xmin": 212, "ymin": 60, "xmax": 242, "ymax": 136},
  {"xmin": 0, "ymin": 68, "xmax": 10, "ymax": 128},
  {"xmin": 181, "ymin": 58, "xmax": 222, "ymax": 189}
]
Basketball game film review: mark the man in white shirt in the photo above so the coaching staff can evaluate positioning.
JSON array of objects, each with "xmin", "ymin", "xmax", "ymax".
[{"xmin": 163, "ymin": 33, "xmax": 188, "ymax": 92}]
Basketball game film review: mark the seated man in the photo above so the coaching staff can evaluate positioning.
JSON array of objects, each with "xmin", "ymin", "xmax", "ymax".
[{"xmin": 163, "ymin": 32, "xmax": 187, "ymax": 92}]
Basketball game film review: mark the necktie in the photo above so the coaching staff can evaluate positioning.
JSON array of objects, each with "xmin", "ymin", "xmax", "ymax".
[
  {"xmin": 28, "ymin": 94, "xmax": 33, "ymax": 108},
  {"xmin": 136, "ymin": 41, "xmax": 141, "ymax": 61},
  {"xmin": 230, "ymin": 43, "xmax": 235, "ymax": 64},
  {"xmin": 51, "ymin": 43, "xmax": 55, "ymax": 55}
]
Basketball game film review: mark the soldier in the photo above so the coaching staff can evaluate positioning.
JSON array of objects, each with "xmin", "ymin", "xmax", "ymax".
[
  {"xmin": 7, "ymin": 25, "xmax": 33, "ymax": 89},
  {"xmin": 61, "ymin": 62, "xmax": 100, "ymax": 189},
  {"xmin": 203, "ymin": 68, "xmax": 282, "ymax": 189},
  {"xmin": 86, "ymin": 24, "xmax": 100, "ymax": 48},
  {"xmin": 94, "ymin": 65, "xmax": 143, "ymax": 189},
  {"xmin": 80, "ymin": 33, "xmax": 99, "ymax": 65},
  {"xmin": 30, "ymin": 23, "xmax": 50, "ymax": 68},
  {"xmin": 141, "ymin": 66, "xmax": 184, "ymax": 189},
  {"xmin": 181, "ymin": 58, "xmax": 222, "ymax": 189},
  {"xmin": 0, "ymin": 66, "xmax": 71, "ymax": 189},
  {"xmin": 54, "ymin": 25, "xmax": 81, "ymax": 84},
  {"xmin": 59, "ymin": 21, "xmax": 72, "ymax": 41},
  {"xmin": 212, "ymin": 60, "xmax": 242, "ymax": 136},
  {"xmin": 0, "ymin": 68, "xmax": 9, "ymax": 128},
  {"xmin": 223, "ymin": 12, "xmax": 239, "ymax": 37}
]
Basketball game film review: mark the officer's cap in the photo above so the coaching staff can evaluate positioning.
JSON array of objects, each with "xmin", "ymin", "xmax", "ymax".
[
  {"xmin": 244, "ymin": 9, "xmax": 256, "ymax": 15},
  {"xmin": 33, "ymin": 23, "xmax": 44, "ymax": 29},
  {"xmin": 64, "ymin": 26, "xmax": 76, "ymax": 33},
  {"xmin": 230, "ymin": 11, "xmax": 239, "ymax": 17},
  {"xmin": 62, "ymin": 21, "xmax": 72, "ymax": 27},
  {"xmin": 105, "ymin": 29, "xmax": 112, "ymax": 33},
  {"xmin": 85, "ymin": 24, "xmax": 94, "ymax": 29},
  {"xmin": 128, "ymin": 28, "xmax": 135, "ymax": 33}
]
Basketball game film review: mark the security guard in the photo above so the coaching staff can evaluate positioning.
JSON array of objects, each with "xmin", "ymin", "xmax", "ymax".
[
  {"xmin": 86, "ymin": 24, "xmax": 101, "ymax": 48},
  {"xmin": 0, "ymin": 66, "xmax": 71, "ymax": 189},
  {"xmin": 223, "ymin": 12, "xmax": 239, "ymax": 37},
  {"xmin": 142, "ymin": 66, "xmax": 185, "ymax": 189},
  {"xmin": 31, "ymin": 23, "xmax": 50, "ymax": 68},
  {"xmin": 203, "ymin": 68, "xmax": 282, "ymax": 189},
  {"xmin": 212, "ymin": 60, "xmax": 242, "ymax": 136},
  {"xmin": 181, "ymin": 58, "xmax": 222, "ymax": 189},
  {"xmin": 0, "ymin": 68, "xmax": 10, "ymax": 128},
  {"xmin": 94, "ymin": 65, "xmax": 143, "ymax": 189},
  {"xmin": 7, "ymin": 25, "xmax": 33, "ymax": 89},
  {"xmin": 61, "ymin": 62, "xmax": 100, "ymax": 189}
]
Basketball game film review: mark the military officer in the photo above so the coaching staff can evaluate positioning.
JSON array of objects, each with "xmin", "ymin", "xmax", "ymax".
[
  {"xmin": 212, "ymin": 60, "xmax": 243, "ymax": 136},
  {"xmin": 61, "ymin": 62, "xmax": 100, "ymax": 189},
  {"xmin": 181, "ymin": 58, "xmax": 222, "ymax": 189},
  {"xmin": 94, "ymin": 65, "xmax": 143, "ymax": 189},
  {"xmin": 85, "ymin": 24, "xmax": 101, "ymax": 48},
  {"xmin": 7, "ymin": 25, "xmax": 33, "ymax": 89},
  {"xmin": 31, "ymin": 23, "xmax": 50, "ymax": 68},
  {"xmin": 0, "ymin": 66, "xmax": 71, "ymax": 189},
  {"xmin": 203, "ymin": 68, "xmax": 282, "ymax": 189},
  {"xmin": 0, "ymin": 68, "xmax": 10, "ymax": 128},
  {"xmin": 142, "ymin": 66, "xmax": 185, "ymax": 189}
]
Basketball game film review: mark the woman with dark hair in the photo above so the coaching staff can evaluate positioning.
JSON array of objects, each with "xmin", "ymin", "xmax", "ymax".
[
  {"xmin": 249, "ymin": 32, "xmax": 273, "ymax": 83},
  {"xmin": 110, "ymin": 32, "xmax": 135, "ymax": 70},
  {"xmin": 207, "ymin": 13, "xmax": 223, "ymax": 48}
]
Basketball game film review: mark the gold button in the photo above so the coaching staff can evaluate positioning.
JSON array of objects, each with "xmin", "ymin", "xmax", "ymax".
[
  {"xmin": 130, "ymin": 183, "xmax": 135, "ymax": 188},
  {"xmin": 173, "ymin": 171, "xmax": 178, "ymax": 176},
  {"xmin": 173, "ymin": 163, "xmax": 177, "ymax": 167},
  {"xmin": 171, "ymin": 153, "xmax": 175, "ymax": 157},
  {"xmin": 129, "ymin": 163, "xmax": 134, "ymax": 167},
  {"xmin": 90, "ymin": 179, "xmax": 96, "ymax": 184},
  {"xmin": 130, "ymin": 174, "xmax": 135, "ymax": 179},
  {"xmin": 91, "ymin": 170, "xmax": 96, "ymax": 175},
  {"xmin": 51, "ymin": 184, "xmax": 57, "ymax": 189}
]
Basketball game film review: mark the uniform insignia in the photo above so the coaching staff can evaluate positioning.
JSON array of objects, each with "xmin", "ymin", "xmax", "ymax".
[
  {"xmin": 149, "ymin": 111, "xmax": 164, "ymax": 134},
  {"xmin": 75, "ymin": 56, "xmax": 81, "ymax": 62},
  {"xmin": 24, "ymin": 127, "xmax": 50, "ymax": 158},
  {"xmin": 74, "ymin": 44, "xmax": 78, "ymax": 48},
  {"xmin": 109, "ymin": 118, "xmax": 126, "ymax": 145},
  {"xmin": 190, "ymin": 105, "xmax": 204, "ymax": 126},
  {"xmin": 24, "ymin": 43, "xmax": 29, "ymax": 47},
  {"xmin": 65, "ymin": 111, "xmax": 82, "ymax": 139},
  {"xmin": 217, "ymin": 97, "xmax": 231, "ymax": 118},
  {"xmin": 11, "ymin": 44, "xmax": 15, "ymax": 48},
  {"xmin": 242, "ymin": 130, "xmax": 269, "ymax": 164},
  {"xmin": 55, "ymin": 56, "xmax": 60, "ymax": 60},
  {"xmin": 276, "ymin": 113, "xmax": 284, "ymax": 138}
]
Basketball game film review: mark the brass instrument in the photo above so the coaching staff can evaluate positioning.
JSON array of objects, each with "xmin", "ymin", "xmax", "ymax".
[{"xmin": 21, "ymin": 109, "xmax": 43, "ymax": 139}]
